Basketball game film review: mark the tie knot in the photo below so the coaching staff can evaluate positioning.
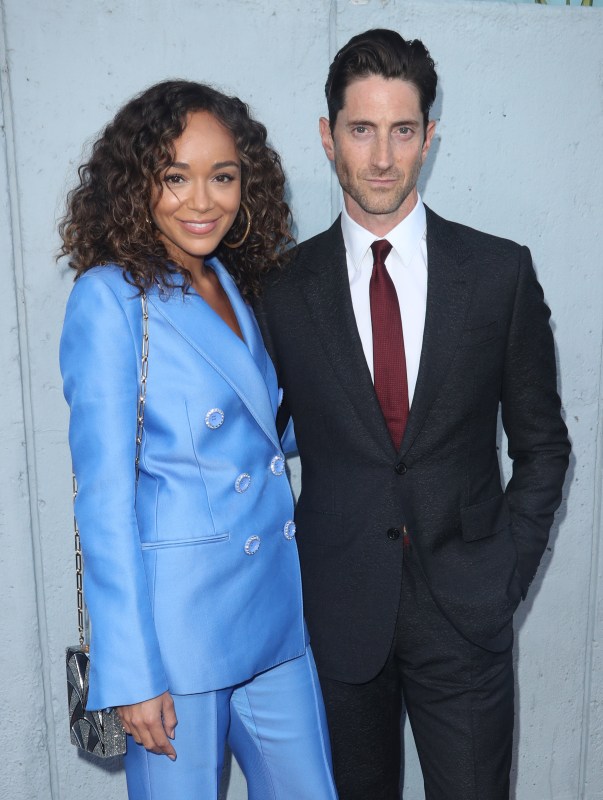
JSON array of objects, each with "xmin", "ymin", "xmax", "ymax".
[{"xmin": 371, "ymin": 239, "xmax": 393, "ymax": 266}]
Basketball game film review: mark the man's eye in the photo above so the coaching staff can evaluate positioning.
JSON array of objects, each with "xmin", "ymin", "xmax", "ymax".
[{"xmin": 352, "ymin": 126, "xmax": 368, "ymax": 134}]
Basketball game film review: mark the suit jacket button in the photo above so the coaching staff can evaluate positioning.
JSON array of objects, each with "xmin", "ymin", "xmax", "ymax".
[
  {"xmin": 235, "ymin": 473, "xmax": 251, "ymax": 493},
  {"xmin": 387, "ymin": 527, "xmax": 401, "ymax": 541},
  {"xmin": 205, "ymin": 408, "xmax": 225, "ymax": 429},
  {"xmin": 270, "ymin": 455, "xmax": 285, "ymax": 476},
  {"xmin": 283, "ymin": 520, "xmax": 296, "ymax": 540},
  {"xmin": 395, "ymin": 461, "xmax": 407, "ymax": 475},
  {"xmin": 244, "ymin": 535, "xmax": 261, "ymax": 555}
]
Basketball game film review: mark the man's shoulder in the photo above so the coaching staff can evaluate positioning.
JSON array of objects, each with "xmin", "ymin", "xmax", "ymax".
[
  {"xmin": 426, "ymin": 206, "xmax": 524, "ymax": 259},
  {"xmin": 261, "ymin": 218, "xmax": 343, "ymax": 297},
  {"xmin": 288, "ymin": 218, "xmax": 344, "ymax": 275}
]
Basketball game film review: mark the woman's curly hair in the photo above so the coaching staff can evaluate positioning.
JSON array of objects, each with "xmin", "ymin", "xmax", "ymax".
[{"xmin": 58, "ymin": 80, "xmax": 293, "ymax": 299}]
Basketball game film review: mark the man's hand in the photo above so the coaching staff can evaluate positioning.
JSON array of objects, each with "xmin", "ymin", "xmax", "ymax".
[{"xmin": 117, "ymin": 691, "xmax": 177, "ymax": 759}]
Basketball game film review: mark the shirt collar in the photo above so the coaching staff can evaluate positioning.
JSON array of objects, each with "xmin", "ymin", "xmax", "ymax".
[{"xmin": 341, "ymin": 194, "xmax": 427, "ymax": 272}]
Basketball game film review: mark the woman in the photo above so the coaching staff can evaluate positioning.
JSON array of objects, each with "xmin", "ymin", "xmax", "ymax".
[{"xmin": 59, "ymin": 80, "xmax": 337, "ymax": 800}]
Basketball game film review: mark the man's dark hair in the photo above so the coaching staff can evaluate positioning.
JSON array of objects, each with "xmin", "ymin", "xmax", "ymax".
[{"xmin": 325, "ymin": 28, "xmax": 437, "ymax": 132}]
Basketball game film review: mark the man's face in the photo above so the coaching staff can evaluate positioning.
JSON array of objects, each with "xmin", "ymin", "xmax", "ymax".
[{"xmin": 320, "ymin": 75, "xmax": 435, "ymax": 236}]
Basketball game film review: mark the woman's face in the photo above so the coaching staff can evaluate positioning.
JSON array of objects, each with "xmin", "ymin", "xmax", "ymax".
[{"xmin": 151, "ymin": 111, "xmax": 241, "ymax": 273}]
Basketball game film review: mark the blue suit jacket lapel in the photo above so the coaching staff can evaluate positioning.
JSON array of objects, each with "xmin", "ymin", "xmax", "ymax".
[{"xmin": 147, "ymin": 261, "xmax": 280, "ymax": 450}]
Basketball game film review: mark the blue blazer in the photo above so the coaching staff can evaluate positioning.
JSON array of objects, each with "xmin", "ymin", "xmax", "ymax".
[{"xmin": 60, "ymin": 260, "xmax": 306, "ymax": 711}]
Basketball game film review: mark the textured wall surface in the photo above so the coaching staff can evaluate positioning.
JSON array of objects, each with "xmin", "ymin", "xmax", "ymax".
[{"xmin": 1, "ymin": 1, "xmax": 601, "ymax": 798}]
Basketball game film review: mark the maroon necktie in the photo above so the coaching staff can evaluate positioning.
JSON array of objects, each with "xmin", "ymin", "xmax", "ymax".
[{"xmin": 369, "ymin": 239, "xmax": 409, "ymax": 450}]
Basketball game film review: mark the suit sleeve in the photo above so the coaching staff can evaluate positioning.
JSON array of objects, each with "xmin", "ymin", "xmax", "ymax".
[
  {"xmin": 60, "ymin": 274, "xmax": 168, "ymax": 709},
  {"xmin": 501, "ymin": 247, "xmax": 570, "ymax": 597}
]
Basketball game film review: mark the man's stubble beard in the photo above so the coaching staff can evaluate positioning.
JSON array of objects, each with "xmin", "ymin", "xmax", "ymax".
[{"xmin": 334, "ymin": 156, "xmax": 422, "ymax": 217}]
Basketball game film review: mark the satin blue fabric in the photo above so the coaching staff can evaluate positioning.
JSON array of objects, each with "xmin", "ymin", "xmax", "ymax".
[
  {"xmin": 123, "ymin": 648, "xmax": 338, "ymax": 800},
  {"xmin": 60, "ymin": 261, "xmax": 307, "ymax": 711}
]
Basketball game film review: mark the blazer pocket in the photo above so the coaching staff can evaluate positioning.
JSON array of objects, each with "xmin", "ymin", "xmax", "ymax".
[
  {"xmin": 141, "ymin": 533, "xmax": 230, "ymax": 550},
  {"xmin": 460, "ymin": 494, "xmax": 511, "ymax": 542},
  {"xmin": 460, "ymin": 320, "xmax": 499, "ymax": 346}
]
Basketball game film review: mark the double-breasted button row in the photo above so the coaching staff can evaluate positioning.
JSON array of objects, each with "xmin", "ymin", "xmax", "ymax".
[
  {"xmin": 243, "ymin": 520, "xmax": 296, "ymax": 556},
  {"xmin": 204, "ymin": 411, "xmax": 290, "ymax": 554},
  {"xmin": 233, "ymin": 456, "xmax": 285, "ymax": 496},
  {"xmin": 237, "ymin": 455, "xmax": 284, "ymax": 490}
]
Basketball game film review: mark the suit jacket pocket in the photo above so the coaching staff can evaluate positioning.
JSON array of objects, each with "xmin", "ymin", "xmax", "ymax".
[
  {"xmin": 459, "ymin": 320, "xmax": 499, "ymax": 346},
  {"xmin": 141, "ymin": 533, "xmax": 230, "ymax": 550},
  {"xmin": 460, "ymin": 494, "xmax": 511, "ymax": 542}
]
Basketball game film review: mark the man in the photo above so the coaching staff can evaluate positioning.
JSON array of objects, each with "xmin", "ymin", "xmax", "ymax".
[{"xmin": 256, "ymin": 29, "xmax": 570, "ymax": 800}]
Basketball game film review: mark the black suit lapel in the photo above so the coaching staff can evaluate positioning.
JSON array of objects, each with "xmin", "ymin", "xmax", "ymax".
[
  {"xmin": 400, "ymin": 207, "xmax": 473, "ymax": 457},
  {"xmin": 299, "ymin": 219, "xmax": 395, "ymax": 456}
]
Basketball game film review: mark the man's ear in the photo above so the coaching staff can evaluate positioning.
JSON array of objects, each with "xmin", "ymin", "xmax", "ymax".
[
  {"xmin": 422, "ymin": 120, "xmax": 436, "ymax": 163},
  {"xmin": 319, "ymin": 117, "xmax": 335, "ymax": 162}
]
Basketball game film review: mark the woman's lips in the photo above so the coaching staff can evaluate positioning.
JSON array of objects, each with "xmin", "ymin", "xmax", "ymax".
[{"xmin": 178, "ymin": 218, "xmax": 219, "ymax": 235}]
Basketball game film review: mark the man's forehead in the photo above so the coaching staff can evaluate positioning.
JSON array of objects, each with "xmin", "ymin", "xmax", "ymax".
[{"xmin": 339, "ymin": 75, "xmax": 421, "ymax": 117}]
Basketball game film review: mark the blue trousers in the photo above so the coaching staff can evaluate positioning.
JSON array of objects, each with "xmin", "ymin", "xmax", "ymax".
[{"xmin": 124, "ymin": 646, "xmax": 338, "ymax": 799}]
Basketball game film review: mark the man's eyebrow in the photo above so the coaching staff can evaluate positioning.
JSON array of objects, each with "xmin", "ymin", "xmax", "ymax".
[{"xmin": 346, "ymin": 118, "xmax": 420, "ymax": 127}]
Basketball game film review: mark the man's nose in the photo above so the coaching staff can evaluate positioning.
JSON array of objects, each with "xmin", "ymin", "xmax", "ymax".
[{"xmin": 371, "ymin": 133, "xmax": 394, "ymax": 171}]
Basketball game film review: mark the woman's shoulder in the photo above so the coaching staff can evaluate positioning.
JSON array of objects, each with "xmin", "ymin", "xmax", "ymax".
[
  {"xmin": 64, "ymin": 265, "xmax": 143, "ymax": 330},
  {"xmin": 76, "ymin": 263, "xmax": 134, "ymax": 289},
  {"xmin": 70, "ymin": 264, "xmax": 139, "ymax": 303}
]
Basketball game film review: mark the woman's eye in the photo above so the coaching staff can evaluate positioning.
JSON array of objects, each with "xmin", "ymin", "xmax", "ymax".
[
  {"xmin": 164, "ymin": 173, "xmax": 185, "ymax": 185},
  {"xmin": 214, "ymin": 173, "xmax": 236, "ymax": 183}
]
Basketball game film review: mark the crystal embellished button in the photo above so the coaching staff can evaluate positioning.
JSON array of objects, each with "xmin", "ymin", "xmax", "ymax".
[
  {"xmin": 244, "ymin": 535, "xmax": 261, "ymax": 555},
  {"xmin": 270, "ymin": 455, "xmax": 285, "ymax": 476},
  {"xmin": 205, "ymin": 408, "xmax": 225, "ymax": 429},
  {"xmin": 235, "ymin": 473, "xmax": 251, "ymax": 493},
  {"xmin": 283, "ymin": 520, "xmax": 296, "ymax": 540}
]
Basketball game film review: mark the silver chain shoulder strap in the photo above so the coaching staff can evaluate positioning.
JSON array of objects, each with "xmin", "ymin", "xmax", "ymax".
[
  {"xmin": 135, "ymin": 292, "xmax": 149, "ymax": 479},
  {"xmin": 72, "ymin": 292, "xmax": 149, "ymax": 647}
]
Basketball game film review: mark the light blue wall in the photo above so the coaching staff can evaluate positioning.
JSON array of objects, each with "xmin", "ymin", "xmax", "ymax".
[{"xmin": 1, "ymin": 1, "xmax": 601, "ymax": 798}]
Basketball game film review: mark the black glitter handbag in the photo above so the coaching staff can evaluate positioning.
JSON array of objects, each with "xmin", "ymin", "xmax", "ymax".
[{"xmin": 66, "ymin": 293, "xmax": 149, "ymax": 758}]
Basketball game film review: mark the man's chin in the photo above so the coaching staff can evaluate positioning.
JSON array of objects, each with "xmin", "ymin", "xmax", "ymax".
[{"xmin": 358, "ymin": 199, "xmax": 408, "ymax": 217}]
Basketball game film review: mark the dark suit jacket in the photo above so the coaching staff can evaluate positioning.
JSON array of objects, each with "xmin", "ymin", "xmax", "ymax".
[{"xmin": 256, "ymin": 207, "xmax": 570, "ymax": 684}]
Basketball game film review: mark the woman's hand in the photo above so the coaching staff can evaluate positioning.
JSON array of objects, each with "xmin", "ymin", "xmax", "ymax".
[{"xmin": 117, "ymin": 691, "xmax": 178, "ymax": 759}]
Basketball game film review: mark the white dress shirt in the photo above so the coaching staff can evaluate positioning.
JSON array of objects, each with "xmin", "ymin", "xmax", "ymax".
[{"xmin": 341, "ymin": 195, "xmax": 428, "ymax": 406}]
